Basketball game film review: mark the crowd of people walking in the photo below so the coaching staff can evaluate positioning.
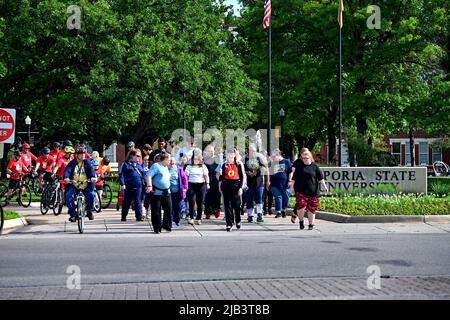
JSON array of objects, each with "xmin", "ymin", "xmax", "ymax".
[
  {"xmin": 5, "ymin": 138, "xmax": 328, "ymax": 233},
  {"xmin": 117, "ymin": 138, "xmax": 329, "ymax": 234}
]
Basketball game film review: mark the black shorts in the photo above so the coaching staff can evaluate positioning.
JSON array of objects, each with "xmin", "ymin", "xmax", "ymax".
[
  {"xmin": 96, "ymin": 185, "xmax": 103, "ymax": 191},
  {"xmin": 8, "ymin": 179, "xmax": 20, "ymax": 190}
]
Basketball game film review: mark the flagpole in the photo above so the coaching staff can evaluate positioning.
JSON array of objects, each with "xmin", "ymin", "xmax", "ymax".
[
  {"xmin": 268, "ymin": 24, "xmax": 272, "ymax": 155},
  {"xmin": 338, "ymin": 25, "xmax": 342, "ymax": 167}
]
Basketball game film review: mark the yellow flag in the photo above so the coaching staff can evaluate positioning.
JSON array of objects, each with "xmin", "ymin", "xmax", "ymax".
[{"xmin": 338, "ymin": 0, "xmax": 344, "ymax": 29}]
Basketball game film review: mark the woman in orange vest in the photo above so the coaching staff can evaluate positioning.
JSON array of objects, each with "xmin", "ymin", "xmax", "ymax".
[{"xmin": 218, "ymin": 149, "xmax": 244, "ymax": 232}]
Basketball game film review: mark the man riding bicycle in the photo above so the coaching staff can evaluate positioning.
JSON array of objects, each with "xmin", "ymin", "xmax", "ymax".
[
  {"xmin": 34, "ymin": 147, "xmax": 57, "ymax": 187},
  {"xmin": 20, "ymin": 143, "xmax": 37, "ymax": 171},
  {"xmin": 50, "ymin": 142, "xmax": 61, "ymax": 159},
  {"xmin": 64, "ymin": 146, "xmax": 97, "ymax": 223},
  {"xmin": 55, "ymin": 146, "xmax": 75, "ymax": 191},
  {"xmin": 6, "ymin": 150, "xmax": 29, "ymax": 200}
]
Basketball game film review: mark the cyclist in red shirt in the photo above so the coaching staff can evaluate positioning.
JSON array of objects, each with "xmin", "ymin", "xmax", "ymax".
[
  {"xmin": 6, "ymin": 151, "xmax": 29, "ymax": 200},
  {"xmin": 20, "ymin": 143, "xmax": 37, "ymax": 170},
  {"xmin": 55, "ymin": 146, "xmax": 75, "ymax": 191},
  {"xmin": 57, "ymin": 140, "xmax": 73, "ymax": 161},
  {"xmin": 34, "ymin": 147, "xmax": 56, "ymax": 186},
  {"xmin": 49, "ymin": 142, "xmax": 61, "ymax": 159}
]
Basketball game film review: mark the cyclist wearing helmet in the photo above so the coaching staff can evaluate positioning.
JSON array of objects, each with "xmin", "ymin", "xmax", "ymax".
[
  {"xmin": 56, "ymin": 146, "xmax": 75, "ymax": 190},
  {"xmin": 6, "ymin": 150, "xmax": 29, "ymax": 200},
  {"xmin": 57, "ymin": 140, "xmax": 73, "ymax": 160},
  {"xmin": 80, "ymin": 144, "xmax": 91, "ymax": 160},
  {"xmin": 92, "ymin": 159, "xmax": 104, "ymax": 199},
  {"xmin": 34, "ymin": 147, "xmax": 57, "ymax": 185},
  {"xmin": 91, "ymin": 151, "xmax": 101, "ymax": 161},
  {"xmin": 64, "ymin": 146, "xmax": 97, "ymax": 222},
  {"xmin": 20, "ymin": 143, "xmax": 37, "ymax": 170},
  {"xmin": 101, "ymin": 156, "xmax": 111, "ymax": 176},
  {"xmin": 50, "ymin": 142, "xmax": 61, "ymax": 159}
]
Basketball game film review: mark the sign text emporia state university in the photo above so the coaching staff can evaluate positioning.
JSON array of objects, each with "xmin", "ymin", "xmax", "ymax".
[{"xmin": 322, "ymin": 167, "xmax": 427, "ymax": 193}]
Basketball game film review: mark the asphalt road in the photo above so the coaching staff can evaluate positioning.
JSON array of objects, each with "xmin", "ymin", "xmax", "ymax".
[{"xmin": 1, "ymin": 230, "xmax": 450, "ymax": 288}]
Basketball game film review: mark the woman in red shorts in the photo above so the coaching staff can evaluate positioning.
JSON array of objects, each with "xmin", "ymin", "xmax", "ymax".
[{"xmin": 291, "ymin": 148, "xmax": 329, "ymax": 230}]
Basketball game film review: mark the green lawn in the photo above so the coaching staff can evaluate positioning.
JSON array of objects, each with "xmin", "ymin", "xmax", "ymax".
[{"xmin": 4, "ymin": 210, "xmax": 21, "ymax": 220}]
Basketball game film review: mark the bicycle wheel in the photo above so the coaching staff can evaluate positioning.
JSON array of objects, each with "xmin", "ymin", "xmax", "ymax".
[
  {"xmin": 0, "ymin": 183, "xmax": 9, "ymax": 208},
  {"xmin": 19, "ymin": 185, "xmax": 32, "ymax": 208},
  {"xmin": 77, "ymin": 197, "xmax": 85, "ymax": 234},
  {"xmin": 0, "ymin": 205, "xmax": 4, "ymax": 234},
  {"xmin": 94, "ymin": 191, "xmax": 102, "ymax": 213},
  {"xmin": 53, "ymin": 188, "xmax": 64, "ymax": 216},
  {"xmin": 101, "ymin": 184, "xmax": 113, "ymax": 209}
]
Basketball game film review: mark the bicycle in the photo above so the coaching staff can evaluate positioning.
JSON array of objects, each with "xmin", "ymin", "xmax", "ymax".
[
  {"xmin": 0, "ymin": 174, "xmax": 32, "ymax": 208},
  {"xmin": 52, "ymin": 180, "xmax": 65, "ymax": 216},
  {"xmin": 40, "ymin": 177, "xmax": 64, "ymax": 215},
  {"xmin": 100, "ymin": 182, "xmax": 113, "ymax": 209},
  {"xmin": 94, "ymin": 188, "xmax": 102, "ymax": 213},
  {"xmin": 31, "ymin": 171, "xmax": 46, "ymax": 196},
  {"xmin": 22, "ymin": 171, "xmax": 36, "ymax": 194},
  {"xmin": 67, "ymin": 180, "xmax": 89, "ymax": 234}
]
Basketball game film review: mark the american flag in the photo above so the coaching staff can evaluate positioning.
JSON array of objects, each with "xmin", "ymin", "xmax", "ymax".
[
  {"xmin": 338, "ymin": 0, "xmax": 344, "ymax": 29},
  {"xmin": 262, "ymin": 0, "xmax": 271, "ymax": 29}
]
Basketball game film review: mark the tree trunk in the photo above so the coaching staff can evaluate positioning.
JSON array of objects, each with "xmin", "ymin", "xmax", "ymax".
[{"xmin": 409, "ymin": 124, "xmax": 415, "ymax": 167}]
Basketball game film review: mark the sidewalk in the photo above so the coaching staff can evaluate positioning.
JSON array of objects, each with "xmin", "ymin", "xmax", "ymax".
[
  {"xmin": 4, "ymin": 203, "xmax": 450, "ymax": 237},
  {"xmin": 1, "ymin": 275, "xmax": 449, "ymax": 300}
]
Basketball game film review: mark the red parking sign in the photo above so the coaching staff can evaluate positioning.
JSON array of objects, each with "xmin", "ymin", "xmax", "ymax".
[{"xmin": 0, "ymin": 108, "xmax": 16, "ymax": 144}]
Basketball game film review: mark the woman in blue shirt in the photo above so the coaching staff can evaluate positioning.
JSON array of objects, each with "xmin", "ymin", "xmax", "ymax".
[{"xmin": 146, "ymin": 151, "xmax": 172, "ymax": 234}]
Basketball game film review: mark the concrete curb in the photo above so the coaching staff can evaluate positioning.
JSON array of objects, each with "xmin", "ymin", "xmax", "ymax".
[
  {"xmin": 3, "ymin": 217, "xmax": 28, "ymax": 229},
  {"xmin": 285, "ymin": 208, "xmax": 450, "ymax": 223}
]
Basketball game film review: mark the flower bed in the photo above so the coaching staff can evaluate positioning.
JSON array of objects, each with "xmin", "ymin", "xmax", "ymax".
[{"xmin": 289, "ymin": 195, "xmax": 450, "ymax": 216}]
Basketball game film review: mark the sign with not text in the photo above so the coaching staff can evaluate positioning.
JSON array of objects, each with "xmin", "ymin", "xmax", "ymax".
[{"xmin": 0, "ymin": 108, "xmax": 16, "ymax": 144}]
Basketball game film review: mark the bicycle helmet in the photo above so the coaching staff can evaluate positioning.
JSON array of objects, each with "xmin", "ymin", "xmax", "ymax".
[
  {"xmin": 127, "ymin": 141, "xmax": 135, "ymax": 148},
  {"xmin": 63, "ymin": 140, "xmax": 73, "ymax": 147},
  {"xmin": 64, "ymin": 146, "xmax": 75, "ymax": 154},
  {"xmin": 75, "ymin": 146, "xmax": 85, "ymax": 154},
  {"xmin": 22, "ymin": 143, "xmax": 30, "ymax": 149},
  {"xmin": 91, "ymin": 159, "xmax": 100, "ymax": 166},
  {"xmin": 102, "ymin": 156, "xmax": 110, "ymax": 165},
  {"xmin": 41, "ymin": 147, "xmax": 51, "ymax": 155},
  {"xmin": 53, "ymin": 142, "xmax": 61, "ymax": 149},
  {"xmin": 14, "ymin": 150, "xmax": 21, "ymax": 157}
]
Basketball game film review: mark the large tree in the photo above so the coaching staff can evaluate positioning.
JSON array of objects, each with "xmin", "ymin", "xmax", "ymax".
[
  {"xmin": 0, "ymin": 0, "xmax": 260, "ymax": 152},
  {"xmin": 235, "ymin": 0, "xmax": 449, "ymax": 163}
]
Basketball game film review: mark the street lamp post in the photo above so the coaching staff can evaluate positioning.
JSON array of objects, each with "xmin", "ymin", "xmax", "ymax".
[
  {"xmin": 25, "ymin": 116, "xmax": 31, "ymax": 145},
  {"xmin": 279, "ymin": 109, "xmax": 285, "ymax": 153}
]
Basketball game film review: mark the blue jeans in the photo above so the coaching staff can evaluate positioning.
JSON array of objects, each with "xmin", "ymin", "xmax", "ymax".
[
  {"xmin": 171, "ymin": 191, "xmax": 183, "ymax": 225},
  {"xmin": 246, "ymin": 186, "xmax": 264, "ymax": 217},
  {"xmin": 271, "ymin": 186, "xmax": 290, "ymax": 211},
  {"xmin": 65, "ymin": 184, "xmax": 95, "ymax": 218}
]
